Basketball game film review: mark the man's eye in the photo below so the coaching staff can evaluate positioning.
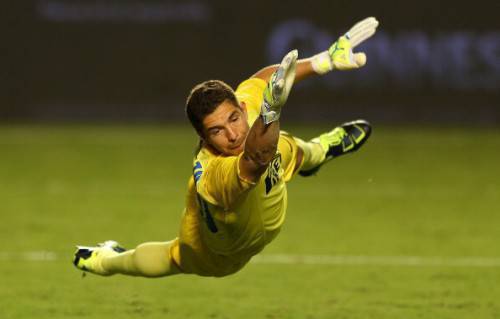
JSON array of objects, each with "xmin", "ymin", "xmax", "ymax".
[
  {"xmin": 231, "ymin": 115, "xmax": 239, "ymax": 122},
  {"xmin": 211, "ymin": 129, "xmax": 220, "ymax": 135}
]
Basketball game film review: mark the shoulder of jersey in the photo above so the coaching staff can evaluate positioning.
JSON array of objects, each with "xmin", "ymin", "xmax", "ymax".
[{"xmin": 192, "ymin": 148, "xmax": 214, "ymax": 184}]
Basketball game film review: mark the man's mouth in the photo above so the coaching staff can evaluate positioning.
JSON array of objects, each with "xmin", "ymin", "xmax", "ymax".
[{"xmin": 229, "ymin": 141, "xmax": 242, "ymax": 150}]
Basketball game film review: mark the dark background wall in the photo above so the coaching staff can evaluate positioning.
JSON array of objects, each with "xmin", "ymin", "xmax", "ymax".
[{"xmin": 2, "ymin": 0, "xmax": 500, "ymax": 124}]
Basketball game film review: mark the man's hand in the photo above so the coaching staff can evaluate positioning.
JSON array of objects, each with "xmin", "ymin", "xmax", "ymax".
[
  {"xmin": 311, "ymin": 17, "xmax": 379, "ymax": 74},
  {"xmin": 260, "ymin": 49, "xmax": 298, "ymax": 125}
]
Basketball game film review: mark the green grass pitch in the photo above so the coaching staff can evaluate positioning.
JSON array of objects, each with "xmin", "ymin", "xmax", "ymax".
[{"xmin": 1, "ymin": 124, "xmax": 500, "ymax": 319}]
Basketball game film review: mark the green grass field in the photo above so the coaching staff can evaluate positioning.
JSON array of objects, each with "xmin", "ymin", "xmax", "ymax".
[{"xmin": 1, "ymin": 124, "xmax": 500, "ymax": 319}]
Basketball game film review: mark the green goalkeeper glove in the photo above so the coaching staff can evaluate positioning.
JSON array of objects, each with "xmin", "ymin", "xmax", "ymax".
[
  {"xmin": 261, "ymin": 49, "xmax": 298, "ymax": 125},
  {"xmin": 311, "ymin": 17, "xmax": 379, "ymax": 74}
]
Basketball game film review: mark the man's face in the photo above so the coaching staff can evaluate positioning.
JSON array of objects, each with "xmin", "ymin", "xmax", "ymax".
[{"xmin": 202, "ymin": 100, "xmax": 249, "ymax": 156}]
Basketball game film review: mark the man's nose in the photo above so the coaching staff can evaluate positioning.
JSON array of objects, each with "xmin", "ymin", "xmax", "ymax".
[{"xmin": 226, "ymin": 127, "xmax": 237, "ymax": 142}]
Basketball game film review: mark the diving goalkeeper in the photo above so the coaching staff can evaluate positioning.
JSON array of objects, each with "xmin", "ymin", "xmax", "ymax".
[{"xmin": 74, "ymin": 17, "xmax": 379, "ymax": 277}]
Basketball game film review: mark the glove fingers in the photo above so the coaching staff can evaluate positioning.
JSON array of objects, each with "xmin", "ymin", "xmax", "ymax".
[
  {"xmin": 271, "ymin": 49, "xmax": 297, "ymax": 104},
  {"xmin": 349, "ymin": 28, "xmax": 377, "ymax": 47},
  {"xmin": 275, "ymin": 79, "xmax": 285, "ymax": 95},
  {"xmin": 280, "ymin": 51, "xmax": 297, "ymax": 104},
  {"xmin": 273, "ymin": 49, "xmax": 297, "ymax": 88},
  {"xmin": 349, "ymin": 26, "xmax": 375, "ymax": 42},
  {"xmin": 347, "ymin": 17, "xmax": 378, "ymax": 36},
  {"xmin": 347, "ymin": 17, "xmax": 379, "ymax": 48},
  {"xmin": 280, "ymin": 49, "xmax": 298, "ymax": 70}
]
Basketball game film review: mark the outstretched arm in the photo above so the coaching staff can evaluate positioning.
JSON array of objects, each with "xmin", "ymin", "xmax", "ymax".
[
  {"xmin": 251, "ymin": 59, "xmax": 316, "ymax": 83},
  {"xmin": 252, "ymin": 17, "xmax": 379, "ymax": 83}
]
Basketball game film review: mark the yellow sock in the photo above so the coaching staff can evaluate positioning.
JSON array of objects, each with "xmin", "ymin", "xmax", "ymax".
[
  {"xmin": 293, "ymin": 137, "xmax": 326, "ymax": 171},
  {"xmin": 102, "ymin": 240, "xmax": 181, "ymax": 277}
]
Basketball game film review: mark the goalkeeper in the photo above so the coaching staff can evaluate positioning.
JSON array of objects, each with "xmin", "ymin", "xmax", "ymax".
[{"xmin": 74, "ymin": 17, "xmax": 379, "ymax": 277}]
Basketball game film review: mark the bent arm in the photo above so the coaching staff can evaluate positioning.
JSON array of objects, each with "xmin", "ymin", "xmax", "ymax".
[
  {"xmin": 238, "ymin": 116, "xmax": 280, "ymax": 183},
  {"xmin": 237, "ymin": 49, "xmax": 299, "ymax": 183}
]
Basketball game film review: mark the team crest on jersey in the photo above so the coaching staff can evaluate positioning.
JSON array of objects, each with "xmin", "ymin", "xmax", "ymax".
[{"xmin": 265, "ymin": 154, "xmax": 282, "ymax": 194}]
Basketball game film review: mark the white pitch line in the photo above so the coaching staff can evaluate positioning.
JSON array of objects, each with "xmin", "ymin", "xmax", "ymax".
[
  {"xmin": 0, "ymin": 251, "xmax": 58, "ymax": 261},
  {"xmin": 2, "ymin": 251, "xmax": 500, "ymax": 268},
  {"xmin": 251, "ymin": 254, "xmax": 500, "ymax": 267}
]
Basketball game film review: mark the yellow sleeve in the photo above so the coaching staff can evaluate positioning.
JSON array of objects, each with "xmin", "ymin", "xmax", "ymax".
[
  {"xmin": 195, "ymin": 153, "xmax": 256, "ymax": 209},
  {"xmin": 235, "ymin": 78, "xmax": 267, "ymax": 127},
  {"xmin": 278, "ymin": 131, "xmax": 300, "ymax": 182}
]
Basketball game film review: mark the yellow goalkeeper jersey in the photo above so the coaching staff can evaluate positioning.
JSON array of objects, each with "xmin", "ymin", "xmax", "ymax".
[{"xmin": 172, "ymin": 78, "xmax": 300, "ymax": 277}]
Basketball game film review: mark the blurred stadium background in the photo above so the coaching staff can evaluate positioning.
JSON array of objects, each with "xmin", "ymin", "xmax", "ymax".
[
  {"xmin": 3, "ymin": 0, "xmax": 500, "ymax": 123},
  {"xmin": 1, "ymin": 1, "xmax": 500, "ymax": 318}
]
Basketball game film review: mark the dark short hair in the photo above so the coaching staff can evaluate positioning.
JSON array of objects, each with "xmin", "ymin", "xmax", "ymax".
[{"xmin": 185, "ymin": 80, "xmax": 239, "ymax": 137}]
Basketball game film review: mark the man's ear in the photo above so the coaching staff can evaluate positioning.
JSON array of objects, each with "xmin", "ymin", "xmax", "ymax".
[{"xmin": 239, "ymin": 101, "xmax": 248, "ymax": 117}]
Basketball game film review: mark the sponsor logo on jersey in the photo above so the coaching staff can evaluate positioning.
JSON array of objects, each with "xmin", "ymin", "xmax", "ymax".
[{"xmin": 265, "ymin": 154, "xmax": 282, "ymax": 194}]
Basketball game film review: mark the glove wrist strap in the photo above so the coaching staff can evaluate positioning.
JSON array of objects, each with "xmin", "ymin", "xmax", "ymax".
[{"xmin": 311, "ymin": 51, "xmax": 333, "ymax": 75}]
